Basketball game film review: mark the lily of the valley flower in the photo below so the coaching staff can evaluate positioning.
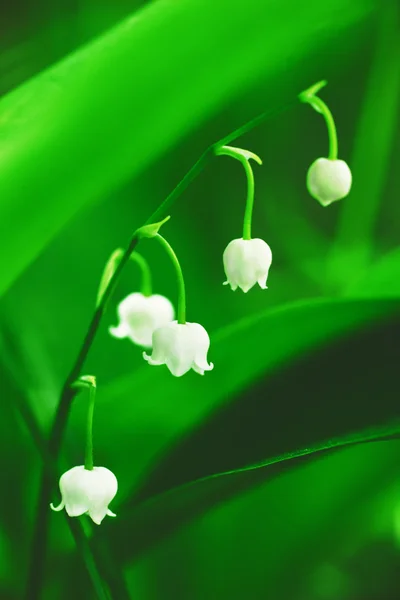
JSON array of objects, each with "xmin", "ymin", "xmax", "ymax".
[
  {"xmin": 223, "ymin": 238, "xmax": 272, "ymax": 293},
  {"xmin": 143, "ymin": 321, "xmax": 213, "ymax": 377},
  {"xmin": 307, "ymin": 157, "xmax": 352, "ymax": 206},
  {"xmin": 50, "ymin": 465, "xmax": 118, "ymax": 525},
  {"xmin": 109, "ymin": 292, "xmax": 175, "ymax": 348}
]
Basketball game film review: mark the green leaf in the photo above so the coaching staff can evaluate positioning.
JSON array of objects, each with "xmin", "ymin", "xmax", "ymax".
[
  {"xmin": 0, "ymin": 0, "xmax": 377, "ymax": 297},
  {"xmin": 134, "ymin": 216, "xmax": 171, "ymax": 239},
  {"xmin": 343, "ymin": 246, "xmax": 400, "ymax": 298},
  {"xmin": 104, "ymin": 300, "xmax": 399, "ymax": 564},
  {"xmin": 96, "ymin": 248, "xmax": 124, "ymax": 308},
  {"xmin": 74, "ymin": 297, "xmax": 398, "ymax": 555},
  {"xmin": 326, "ymin": 2, "xmax": 400, "ymax": 290}
]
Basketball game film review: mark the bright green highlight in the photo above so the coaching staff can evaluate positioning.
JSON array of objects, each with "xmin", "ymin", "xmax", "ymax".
[
  {"xmin": 299, "ymin": 80, "xmax": 338, "ymax": 160},
  {"xmin": 96, "ymin": 248, "xmax": 124, "ymax": 308},
  {"xmin": 130, "ymin": 252, "xmax": 152, "ymax": 297},
  {"xmin": 155, "ymin": 234, "xmax": 186, "ymax": 325},
  {"xmin": 72, "ymin": 375, "xmax": 97, "ymax": 471},
  {"xmin": 215, "ymin": 145, "xmax": 262, "ymax": 240},
  {"xmin": 326, "ymin": 4, "xmax": 400, "ymax": 291},
  {"xmin": 104, "ymin": 296, "xmax": 400, "ymax": 568},
  {"xmin": 6, "ymin": 0, "xmax": 394, "ymax": 598},
  {"xmin": 135, "ymin": 215, "xmax": 171, "ymax": 239}
]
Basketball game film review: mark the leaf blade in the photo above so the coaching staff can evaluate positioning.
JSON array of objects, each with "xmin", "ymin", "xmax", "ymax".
[
  {"xmin": 0, "ymin": 0, "xmax": 377, "ymax": 297},
  {"xmin": 107, "ymin": 305, "xmax": 400, "ymax": 563}
]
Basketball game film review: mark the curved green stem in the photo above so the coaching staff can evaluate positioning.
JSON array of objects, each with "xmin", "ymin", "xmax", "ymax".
[
  {"xmin": 149, "ymin": 99, "xmax": 295, "ymax": 224},
  {"xmin": 83, "ymin": 379, "xmax": 96, "ymax": 471},
  {"xmin": 155, "ymin": 234, "xmax": 186, "ymax": 324},
  {"xmin": 26, "ymin": 233, "xmax": 138, "ymax": 600},
  {"xmin": 299, "ymin": 82, "xmax": 338, "ymax": 160},
  {"xmin": 241, "ymin": 158, "xmax": 255, "ymax": 240},
  {"xmin": 310, "ymin": 96, "xmax": 338, "ymax": 160},
  {"xmin": 130, "ymin": 252, "xmax": 152, "ymax": 296},
  {"xmin": 215, "ymin": 145, "xmax": 260, "ymax": 240}
]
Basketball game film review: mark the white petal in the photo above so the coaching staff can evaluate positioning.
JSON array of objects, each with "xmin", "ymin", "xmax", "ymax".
[
  {"xmin": 188, "ymin": 323, "xmax": 213, "ymax": 375},
  {"xmin": 166, "ymin": 362, "xmax": 192, "ymax": 377},
  {"xmin": 147, "ymin": 294, "xmax": 175, "ymax": 327},
  {"xmin": 58, "ymin": 466, "xmax": 90, "ymax": 517},
  {"xmin": 192, "ymin": 360, "xmax": 214, "ymax": 375},
  {"xmin": 109, "ymin": 323, "xmax": 130, "ymax": 339},
  {"xmin": 239, "ymin": 282, "xmax": 252, "ymax": 293},
  {"xmin": 147, "ymin": 323, "xmax": 177, "ymax": 363},
  {"xmin": 50, "ymin": 500, "xmax": 65, "ymax": 512},
  {"xmin": 163, "ymin": 323, "xmax": 197, "ymax": 376},
  {"xmin": 143, "ymin": 351, "xmax": 163, "ymax": 366},
  {"xmin": 257, "ymin": 276, "xmax": 268, "ymax": 290},
  {"xmin": 84, "ymin": 467, "xmax": 118, "ymax": 523},
  {"xmin": 166, "ymin": 353, "xmax": 194, "ymax": 377},
  {"xmin": 127, "ymin": 324, "xmax": 153, "ymax": 348},
  {"xmin": 116, "ymin": 293, "xmax": 148, "ymax": 320},
  {"xmin": 131, "ymin": 295, "xmax": 174, "ymax": 347},
  {"xmin": 65, "ymin": 502, "xmax": 88, "ymax": 518},
  {"xmin": 112, "ymin": 293, "xmax": 175, "ymax": 349},
  {"xmin": 89, "ymin": 467, "xmax": 118, "ymax": 503},
  {"xmin": 88, "ymin": 507, "xmax": 108, "ymax": 525}
]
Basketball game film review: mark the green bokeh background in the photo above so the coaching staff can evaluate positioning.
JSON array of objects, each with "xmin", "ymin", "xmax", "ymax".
[{"xmin": 0, "ymin": 0, "xmax": 399, "ymax": 598}]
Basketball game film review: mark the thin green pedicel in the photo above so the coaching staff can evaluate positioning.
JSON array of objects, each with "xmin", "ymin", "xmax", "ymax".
[
  {"xmin": 215, "ymin": 145, "xmax": 262, "ymax": 240},
  {"xmin": 130, "ymin": 252, "xmax": 152, "ymax": 297},
  {"xmin": 155, "ymin": 234, "xmax": 186, "ymax": 324},
  {"xmin": 299, "ymin": 80, "xmax": 338, "ymax": 160},
  {"xmin": 72, "ymin": 375, "xmax": 97, "ymax": 471}
]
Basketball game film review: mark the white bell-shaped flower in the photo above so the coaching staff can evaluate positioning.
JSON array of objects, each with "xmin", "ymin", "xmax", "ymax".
[
  {"xmin": 223, "ymin": 238, "xmax": 272, "ymax": 293},
  {"xmin": 307, "ymin": 157, "xmax": 352, "ymax": 206},
  {"xmin": 143, "ymin": 321, "xmax": 214, "ymax": 377},
  {"xmin": 109, "ymin": 292, "xmax": 175, "ymax": 348},
  {"xmin": 50, "ymin": 465, "xmax": 118, "ymax": 525}
]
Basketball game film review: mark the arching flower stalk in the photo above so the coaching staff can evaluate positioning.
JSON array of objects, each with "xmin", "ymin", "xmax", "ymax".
[
  {"xmin": 109, "ymin": 251, "xmax": 174, "ymax": 348},
  {"xmin": 142, "ymin": 234, "xmax": 213, "ymax": 377},
  {"xmin": 215, "ymin": 145, "xmax": 273, "ymax": 292},
  {"xmin": 50, "ymin": 376, "xmax": 118, "ymax": 525},
  {"xmin": 299, "ymin": 80, "xmax": 352, "ymax": 206}
]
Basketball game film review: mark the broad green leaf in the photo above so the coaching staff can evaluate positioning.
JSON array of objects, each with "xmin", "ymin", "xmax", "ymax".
[
  {"xmin": 123, "ymin": 441, "xmax": 400, "ymax": 600},
  {"xmin": 326, "ymin": 2, "xmax": 400, "ymax": 291},
  {"xmin": 0, "ymin": 0, "xmax": 376, "ymax": 297},
  {"xmin": 73, "ymin": 296, "xmax": 398, "ymax": 506},
  {"xmin": 104, "ymin": 303, "xmax": 399, "ymax": 564},
  {"xmin": 343, "ymin": 246, "xmax": 400, "ymax": 298}
]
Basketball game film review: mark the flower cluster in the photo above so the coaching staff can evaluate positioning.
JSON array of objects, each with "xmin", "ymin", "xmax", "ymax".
[{"xmin": 50, "ymin": 80, "xmax": 352, "ymax": 527}]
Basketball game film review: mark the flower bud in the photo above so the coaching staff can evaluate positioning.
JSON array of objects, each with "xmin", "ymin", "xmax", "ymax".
[
  {"xmin": 223, "ymin": 238, "xmax": 272, "ymax": 293},
  {"xmin": 307, "ymin": 158, "xmax": 352, "ymax": 206},
  {"xmin": 50, "ymin": 466, "xmax": 118, "ymax": 525},
  {"xmin": 109, "ymin": 292, "xmax": 175, "ymax": 348},
  {"xmin": 143, "ymin": 321, "xmax": 213, "ymax": 377}
]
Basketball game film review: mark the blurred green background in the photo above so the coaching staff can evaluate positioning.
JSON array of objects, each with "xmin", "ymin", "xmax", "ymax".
[{"xmin": 0, "ymin": 0, "xmax": 399, "ymax": 598}]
